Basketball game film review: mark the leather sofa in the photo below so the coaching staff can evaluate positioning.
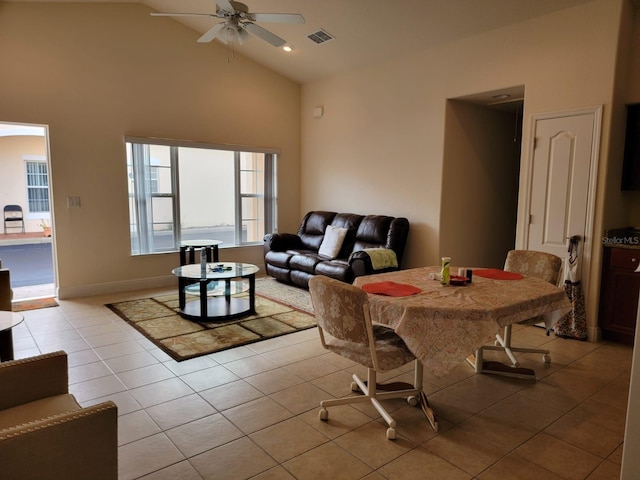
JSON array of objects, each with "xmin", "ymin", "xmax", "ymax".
[{"xmin": 263, "ymin": 211, "xmax": 410, "ymax": 288}]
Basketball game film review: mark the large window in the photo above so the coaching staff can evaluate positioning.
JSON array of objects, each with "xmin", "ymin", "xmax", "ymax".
[
  {"xmin": 126, "ymin": 137, "xmax": 277, "ymax": 255},
  {"xmin": 25, "ymin": 160, "xmax": 50, "ymax": 213}
]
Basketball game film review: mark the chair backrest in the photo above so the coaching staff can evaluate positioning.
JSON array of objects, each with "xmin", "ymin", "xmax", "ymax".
[
  {"xmin": 308, "ymin": 275, "xmax": 372, "ymax": 348},
  {"xmin": 3, "ymin": 205, "xmax": 23, "ymax": 218},
  {"xmin": 504, "ymin": 249, "xmax": 562, "ymax": 285}
]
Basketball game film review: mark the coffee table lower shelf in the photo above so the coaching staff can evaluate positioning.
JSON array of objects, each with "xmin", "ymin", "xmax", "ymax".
[{"xmin": 180, "ymin": 297, "xmax": 253, "ymax": 321}]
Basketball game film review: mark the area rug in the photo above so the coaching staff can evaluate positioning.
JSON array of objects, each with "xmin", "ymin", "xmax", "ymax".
[
  {"xmin": 12, "ymin": 297, "xmax": 59, "ymax": 312},
  {"xmin": 106, "ymin": 278, "xmax": 316, "ymax": 361}
]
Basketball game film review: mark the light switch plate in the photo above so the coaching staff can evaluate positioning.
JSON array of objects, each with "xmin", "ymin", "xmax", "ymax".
[{"xmin": 67, "ymin": 196, "xmax": 81, "ymax": 208}]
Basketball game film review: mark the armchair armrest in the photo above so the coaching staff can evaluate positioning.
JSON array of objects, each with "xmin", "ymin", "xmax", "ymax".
[
  {"xmin": 0, "ymin": 351, "xmax": 69, "ymax": 411},
  {"xmin": 0, "ymin": 401, "xmax": 118, "ymax": 480},
  {"xmin": 263, "ymin": 232, "xmax": 304, "ymax": 253}
]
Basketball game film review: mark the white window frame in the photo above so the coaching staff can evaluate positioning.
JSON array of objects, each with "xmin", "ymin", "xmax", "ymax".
[
  {"xmin": 126, "ymin": 136, "xmax": 278, "ymax": 256},
  {"xmin": 24, "ymin": 155, "xmax": 50, "ymax": 215}
]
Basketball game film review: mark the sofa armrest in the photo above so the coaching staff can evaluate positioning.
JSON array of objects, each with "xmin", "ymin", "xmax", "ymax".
[
  {"xmin": 0, "ymin": 401, "xmax": 118, "ymax": 480},
  {"xmin": 263, "ymin": 233, "xmax": 304, "ymax": 253},
  {"xmin": 0, "ymin": 351, "xmax": 69, "ymax": 411},
  {"xmin": 349, "ymin": 249, "xmax": 399, "ymax": 278}
]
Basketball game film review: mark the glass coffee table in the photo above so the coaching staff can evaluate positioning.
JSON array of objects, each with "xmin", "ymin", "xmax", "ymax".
[
  {"xmin": 0, "ymin": 311, "xmax": 25, "ymax": 361},
  {"xmin": 171, "ymin": 262, "xmax": 259, "ymax": 321}
]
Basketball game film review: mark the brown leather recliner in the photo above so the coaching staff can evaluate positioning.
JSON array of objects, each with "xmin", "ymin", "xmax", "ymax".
[{"xmin": 264, "ymin": 211, "xmax": 410, "ymax": 288}]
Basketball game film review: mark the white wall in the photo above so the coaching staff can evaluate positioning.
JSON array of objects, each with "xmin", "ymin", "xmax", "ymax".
[{"xmin": 0, "ymin": 3, "xmax": 301, "ymax": 297}]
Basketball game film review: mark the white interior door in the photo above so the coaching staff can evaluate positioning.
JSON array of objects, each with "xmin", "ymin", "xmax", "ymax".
[{"xmin": 523, "ymin": 107, "xmax": 601, "ymax": 283}]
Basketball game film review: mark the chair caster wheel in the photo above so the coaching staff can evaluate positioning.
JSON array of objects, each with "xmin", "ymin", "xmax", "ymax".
[
  {"xmin": 386, "ymin": 427, "xmax": 396, "ymax": 440},
  {"xmin": 319, "ymin": 408, "xmax": 328, "ymax": 421},
  {"xmin": 407, "ymin": 396, "xmax": 419, "ymax": 407},
  {"xmin": 350, "ymin": 382, "xmax": 359, "ymax": 392},
  {"xmin": 543, "ymin": 354, "xmax": 551, "ymax": 364}
]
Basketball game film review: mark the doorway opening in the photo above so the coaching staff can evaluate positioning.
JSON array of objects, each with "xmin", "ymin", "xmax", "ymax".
[
  {"xmin": 440, "ymin": 85, "xmax": 524, "ymax": 268},
  {"xmin": 0, "ymin": 122, "xmax": 56, "ymax": 301}
]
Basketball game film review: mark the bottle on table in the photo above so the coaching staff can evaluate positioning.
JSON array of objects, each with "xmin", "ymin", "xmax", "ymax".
[{"xmin": 440, "ymin": 257, "xmax": 451, "ymax": 285}]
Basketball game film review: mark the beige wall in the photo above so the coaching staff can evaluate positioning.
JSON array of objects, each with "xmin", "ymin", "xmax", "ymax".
[
  {"xmin": 0, "ymin": 3, "xmax": 301, "ymax": 297},
  {"xmin": 301, "ymin": 0, "xmax": 625, "ymax": 339}
]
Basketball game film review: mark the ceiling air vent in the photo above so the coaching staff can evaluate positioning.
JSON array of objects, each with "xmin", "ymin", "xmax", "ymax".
[{"xmin": 307, "ymin": 29, "xmax": 335, "ymax": 45}]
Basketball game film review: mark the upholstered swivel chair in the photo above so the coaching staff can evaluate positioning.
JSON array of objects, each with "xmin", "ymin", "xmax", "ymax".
[
  {"xmin": 309, "ymin": 275, "xmax": 431, "ymax": 440},
  {"xmin": 3, "ymin": 205, "xmax": 25, "ymax": 234},
  {"xmin": 479, "ymin": 250, "xmax": 563, "ymax": 371},
  {"xmin": 0, "ymin": 351, "xmax": 118, "ymax": 479}
]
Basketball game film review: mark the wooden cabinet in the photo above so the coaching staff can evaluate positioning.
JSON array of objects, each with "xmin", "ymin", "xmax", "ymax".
[{"xmin": 599, "ymin": 246, "xmax": 640, "ymax": 344}]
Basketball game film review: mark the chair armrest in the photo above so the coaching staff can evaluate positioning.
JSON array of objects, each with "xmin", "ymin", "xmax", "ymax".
[
  {"xmin": 0, "ymin": 351, "xmax": 69, "ymax": 411},
  {"xmin": 0, "ymin": 401, "xmax": 118, "ymax": 480},
  {"xmin": 263, "ymin": 233, "xmax": 303, "ymax": 253}
]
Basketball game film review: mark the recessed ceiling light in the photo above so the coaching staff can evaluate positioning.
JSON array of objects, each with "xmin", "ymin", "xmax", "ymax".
[{"xmin": 282, "ymin": 44, "xmax": 294, "ymax": 52}]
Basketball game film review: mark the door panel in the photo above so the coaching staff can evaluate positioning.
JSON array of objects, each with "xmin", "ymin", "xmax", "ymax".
[{"xmin": 528, "ymin": 113, "xmax": 595, "ymax": 261}]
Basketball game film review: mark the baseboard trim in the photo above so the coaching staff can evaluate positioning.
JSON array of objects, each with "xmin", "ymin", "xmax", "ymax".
[{"xmin": 57, "ymin": 275, "xmax": 175, "ymax": 300}]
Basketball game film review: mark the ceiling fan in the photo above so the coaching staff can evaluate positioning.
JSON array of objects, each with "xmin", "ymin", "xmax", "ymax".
[{"xmin": 150, "ymin": 0, "xmax": 305, "ymax": 48}]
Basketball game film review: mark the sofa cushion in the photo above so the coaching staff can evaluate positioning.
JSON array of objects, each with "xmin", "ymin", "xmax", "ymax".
[
  {"xmin": 318, "ymin": 225, "xmax": 348, "ymax": 259},
  {"xmin": 353, "ymin": 215, "xmax": 394, "ymax": 251},
  {"xmin": 298, "ymin": 211, "xmax": 336, "ymax": 250},
  {"xmin": 0, "ymin": 394, "xmax": 80, "ymax": 431},
  {"xmin": 330, "ymin": 213, "xmax": 364, "ymax": 258},
  {"xmin": 290, "ymin": 253, "xmax": 324, "ymax": 274},
  {"xmin": 315, "ymin": 259, "xmax": 352, "ymax": 283},
  {"xmin": 264, "ymin": 251, "xmax": 293, "ymax": 269}
]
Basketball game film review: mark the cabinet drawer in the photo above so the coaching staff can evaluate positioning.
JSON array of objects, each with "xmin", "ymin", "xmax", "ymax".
[{"xmin": 611, "ymin": 248, "xmax": 640, "ymax": 270}]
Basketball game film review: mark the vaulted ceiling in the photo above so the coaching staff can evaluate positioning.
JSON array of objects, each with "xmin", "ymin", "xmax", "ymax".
[{"xmin": 8, "ymin": 0, "xmax": 597, "ymax": 84}]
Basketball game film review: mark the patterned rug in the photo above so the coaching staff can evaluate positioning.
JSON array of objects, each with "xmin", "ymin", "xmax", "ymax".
[{"xmin": 106, "ymin": 278, "xmax": 315, "ymax": 361}]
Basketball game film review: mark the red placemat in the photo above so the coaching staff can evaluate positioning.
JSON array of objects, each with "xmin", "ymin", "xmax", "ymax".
[
  {"xmin": 361, "ymin": 281, "xmax": 421, "ymax": 296},
  {"xmin": 473, "ymin": 269, "xmax": 524, "ymax": 280}
]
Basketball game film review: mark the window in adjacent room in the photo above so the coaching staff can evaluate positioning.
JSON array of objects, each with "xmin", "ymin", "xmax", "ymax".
[
  {"xmin": 125, "ymin": 137, "xmax": 277, "ymax": 255},
  {"xmin": 25, "ymin": 159, "xmax": 50, "ymax": 213}
]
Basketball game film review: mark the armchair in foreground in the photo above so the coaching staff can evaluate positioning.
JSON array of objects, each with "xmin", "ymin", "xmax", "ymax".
[{"xmin": 0, "ymin": 351, "xmax": 118, "ymax": 480}]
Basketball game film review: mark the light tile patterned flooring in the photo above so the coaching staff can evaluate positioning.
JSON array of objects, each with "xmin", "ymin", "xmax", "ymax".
[{"xmin": 11, "ymin": 286, "xmax": 631, "ymax": 480}]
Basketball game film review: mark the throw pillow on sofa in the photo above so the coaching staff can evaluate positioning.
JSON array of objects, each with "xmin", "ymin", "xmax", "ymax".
[{"xmin": 318, "ymin": 225, "xmax": 348, "ymax": 259}]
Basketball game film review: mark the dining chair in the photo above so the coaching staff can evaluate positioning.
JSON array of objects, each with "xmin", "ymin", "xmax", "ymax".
[
  {"xmin": 3, "ymin": 205, "xmax": 25, "ymax": 234},
  {"xmin": 479, "ymin": 250, "xmax": 563, "ymax": 372},
  {"xmin": 308, "ymin": 275, "xmax": 427, "ymax": 440}
]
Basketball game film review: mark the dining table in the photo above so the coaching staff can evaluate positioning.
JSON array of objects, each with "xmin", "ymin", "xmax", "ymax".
[{"xmin": 353, "ymin": 266, "xmax": 571, "ymax": 378}]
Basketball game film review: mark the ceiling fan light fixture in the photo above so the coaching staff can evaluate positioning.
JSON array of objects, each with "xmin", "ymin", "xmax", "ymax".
[{"xmin": 152, "ymin": 1, "xmax": 304, "ymax": 49}]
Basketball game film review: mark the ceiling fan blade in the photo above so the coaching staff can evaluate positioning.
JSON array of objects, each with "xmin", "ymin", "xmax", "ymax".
[
  {"xmin": 150, "ymin": 12, "xmax": 218, "ymax": 18},
  {"xmin": 216, "ymin": 0, "xmax": 235, "ymax": 13},
  {"xmin": 251, "ymin": 13, "xmax": 305, "ymax": 24},
  {"xmin": 197, "ymin": 22, "xmax": 227, "ymax": 43},
  {"xmin": 241, "ymin": 22, "xmax": 286, "ymax": 47}
]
